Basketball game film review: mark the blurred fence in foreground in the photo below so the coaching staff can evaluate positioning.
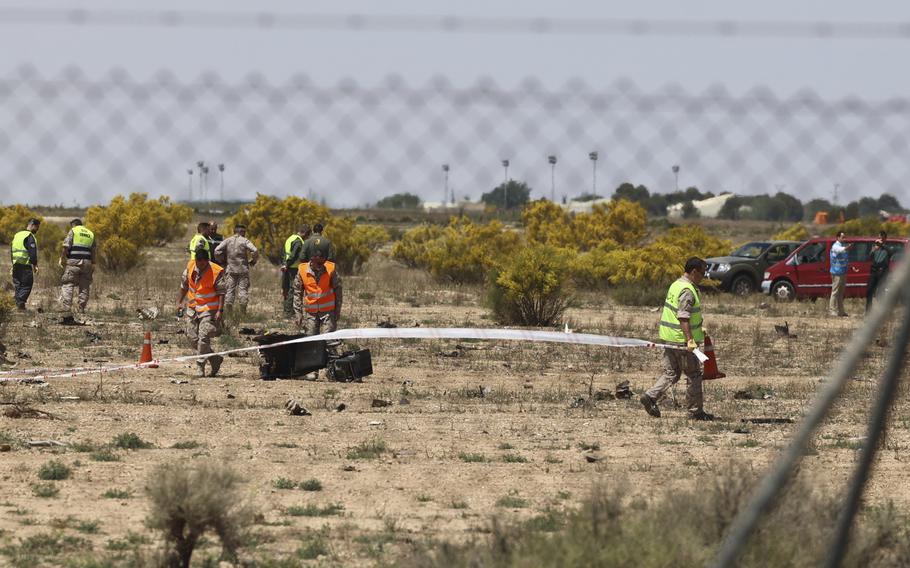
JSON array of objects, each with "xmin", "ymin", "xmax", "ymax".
[{"xmin": 1, "ymin": 65, "xmax": 909, "ymax": 207}]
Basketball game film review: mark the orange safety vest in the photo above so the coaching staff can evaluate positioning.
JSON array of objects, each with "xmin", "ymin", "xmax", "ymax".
[
  {"xmin": 185, "ymin": 260, "xmax": 224, "ymax": 314},
  {"xmin": 299, "ymin": 261, "xmax": 336, "ymax": 313}
]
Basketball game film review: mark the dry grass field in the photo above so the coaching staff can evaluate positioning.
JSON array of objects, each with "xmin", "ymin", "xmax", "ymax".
[{"xmin": 0, "ymin": 221, "xmax": 908, "ymax": 566}]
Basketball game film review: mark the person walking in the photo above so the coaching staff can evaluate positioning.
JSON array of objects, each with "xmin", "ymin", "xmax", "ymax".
[
  {"xmin": 281, "ymin": 224, "xmax": 310, "ymax": 317},
  {"xmin": 213, "ymin": 224, "xmax": 259, "ymax": 314},
  {"xmin": 58, "ymin": 218, "xmax": 96, "ymax": 316},
  {"xmin": 866, "ymin": 238, "xmax": 891, "ymax": 313},
  {"xmin": 188, "ymin": 222, "xmax": 212, "ymax": 260},
  {"xmin": 10, "ymin": 218, "xmax": 40, "ymax": 310},
  {"xmin": 302, "ymin": 222, "xmax": 335, "ymax": 263},
  {"xmin": 828, "ymin": 231, "xmax": 851, "ymax": 317},
  {"xmin": 640, "ymin": 257, "xmax": 715, "ymax": 421},
  {"xmin": 176, "ymin": 249, "xmax": 226, "ymax": 377}
]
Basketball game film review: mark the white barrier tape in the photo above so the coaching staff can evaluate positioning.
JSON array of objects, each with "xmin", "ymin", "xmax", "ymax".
[{"xmin": 0, "ymin": 327, "xmax": 691, "ymax": 383}]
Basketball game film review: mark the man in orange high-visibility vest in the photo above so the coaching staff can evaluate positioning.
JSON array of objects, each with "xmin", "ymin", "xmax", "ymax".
[
  {"xmin": 176, "ymin": 249, "xmax": 227, "ymax": 377},
  {"xmin": 296, "ymin": 239, "xmax": 343, "ymax": 340}
]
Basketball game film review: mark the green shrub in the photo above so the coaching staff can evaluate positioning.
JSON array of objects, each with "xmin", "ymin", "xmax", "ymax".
[
  {"xmin": 38, "ymin": 460, "xmax": 72, "ymax": 480},
  {"xmin": 97, "ymin": 236, "xmax": 143, "ymax": 272},
  {"xmin": 299, "ymin": 478, "xmax": 323, "ymax": 492},
  {"xmin": 146, "ymin": 460, "xmax": 255, "ymax": 568},
  {"xmin": 31, "ymin": 483, "xmax": 60, "ymax": 498},
  {"xmin": 285, "ymin": 503, "xmax": 344, "ymax": 517},
  {"xmin": 347, "ymin": 439, "xmax": 388, "ymax": 460},
  {"xmin": 487, "ymin": 243, "xmax": 572, "ymax": 326},
  {"xmin": 85, "ymin": 192, "xmax": 192, "ymax": 248},
  {"xmin": 225, "ymin": 194, "xmax": 331, "ymax": 264},
  {"xmin": 112, "ymin": 432, "xmax": 153, "ymax": 450},
  {"xmin": 772, "ymin": 223, "xmax": 810, "ymax": 241}
]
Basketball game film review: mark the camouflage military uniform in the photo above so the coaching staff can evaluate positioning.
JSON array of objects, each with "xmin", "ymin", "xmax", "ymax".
[
  {"xmin": 214, "ymin": 234, "xmax": 258, "ymax": 309},
  {"xmin": 180, "ymin": 265, "xmax": 227, "ymax": 375},
  {"xmin": 59, "ymin": 228, "xmax": 97, "ymax": 313}
]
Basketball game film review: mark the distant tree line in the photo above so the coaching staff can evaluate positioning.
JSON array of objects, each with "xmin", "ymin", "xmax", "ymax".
[{"xmin": 375, "ymin": 182, "xmax": 905, "ymax": 221}]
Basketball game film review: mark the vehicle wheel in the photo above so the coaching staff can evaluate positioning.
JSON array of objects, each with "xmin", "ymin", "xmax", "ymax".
[
  {"xmin": 771, "ymin": 280, "xmax": 795, "ymax": 302},
  {"xmin": 731, "ymin": 274, "xmax": 755, "ymax": 296}
]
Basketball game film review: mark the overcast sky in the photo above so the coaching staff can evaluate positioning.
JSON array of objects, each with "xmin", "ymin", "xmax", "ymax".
[{"xmin": 2, "ymin": 0, "xmax": 909, "ymax": 206}]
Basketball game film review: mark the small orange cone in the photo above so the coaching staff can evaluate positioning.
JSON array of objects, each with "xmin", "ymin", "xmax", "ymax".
[
  {"xmin": 702, "ymin": 335, "xmax": 726, "ymax": 380},
  {"xmin": 139, "ymin": 331, "xmax": 158, "ymax": 368}
]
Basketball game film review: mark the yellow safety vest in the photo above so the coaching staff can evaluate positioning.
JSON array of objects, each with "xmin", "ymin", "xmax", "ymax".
[
  {"xmin": 68, "ymin": 226, "xmax": 95, "ymax": 260},
  {"xmin": 284, "ymin": 234, "xmax": 304, "ymax": 268},
  {"xmin": 188, "ymin": 234, "xmax": 211, "ymax": 260},
  {"xmin": 658, "ymin": 278, "xmax": 704, "ymax": 344},
  {"xmin": 11, "ymin": 230, "xmax": 35, "ymax": 265}
]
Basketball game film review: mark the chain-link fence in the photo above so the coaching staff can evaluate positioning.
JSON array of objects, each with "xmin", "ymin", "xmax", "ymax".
[{"xmin": 1, "ymin": 64, "xmax": 909, "ymax": 207}]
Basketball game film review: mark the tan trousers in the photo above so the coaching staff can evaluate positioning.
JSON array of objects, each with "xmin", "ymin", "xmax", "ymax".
[
  {"xmin": 59, "ymin": 259, "xmax": 93, "ymax": 312},
  {"xmin": 185, "ymin": 312, "xmax": 223, "ymax": 367},
  {"xmin": 645, "ymin": 347, "xmax": 704, "ymax": 414},
  {"xmin": 224, "ymin": 272, "xmax": 250, "ymax": 308},
  {"xmin": 829, "ymin": 274, "xmax": 846, "ymax": 316}
]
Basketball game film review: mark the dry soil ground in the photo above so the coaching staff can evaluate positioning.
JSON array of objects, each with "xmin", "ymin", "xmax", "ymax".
[{"xmin": 0, "ymin": 236, "xmax": 908, "ymax": 566}]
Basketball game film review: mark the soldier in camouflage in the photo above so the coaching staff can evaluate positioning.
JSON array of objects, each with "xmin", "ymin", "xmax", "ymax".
[{"xmin": 214, "ymin": 224, "xmax": 259, "ymax": 314}]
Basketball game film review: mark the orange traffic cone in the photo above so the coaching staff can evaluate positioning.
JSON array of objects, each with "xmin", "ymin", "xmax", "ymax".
[
  {"xmin": 702, "ymin": 335, "xmax": 726, "ymax": 380},
  {"xmin": 139, "ymin": 331, "xmax": 159, "ymax": 368}
]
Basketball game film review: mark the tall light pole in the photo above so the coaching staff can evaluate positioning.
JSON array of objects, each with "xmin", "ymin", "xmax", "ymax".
[
  {"xmin": 187, "ymin": 168, "xmax": 194, "ymax": 201},
  {"xmin": 202, "ymin": 165, "xmax": 210, "ymax": 200},
  {"xmin": 442, "ymin": 164, "xmax": 450, "ymax": 205},
  {"xmin": 547, "ymin": 155, "xmax": 557, "ymax": 201},
  {"xmin": 589, "ymin": 151, "xmax": 598, "ymax": 195},
  {"xmin": 672, "ymin": 164, "xmax": 680, "ymax": 193},
  {"xmin": 218, "ymin": 163, "xmax": 225, "ymax": 200},
  {"xmin": 196, "ymin": 160, "xmax": 205, "ymax": 201},
  {"xmin": 501, "ymin": 159, "xmax": 510, "ymax": 209},
  {"xmin": 833, "ymin": 183, "xmax": 840, "ymax": 205}
]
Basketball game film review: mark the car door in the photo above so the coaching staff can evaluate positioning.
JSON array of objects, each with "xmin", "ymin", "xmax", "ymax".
[
  {"xmin": 793, "ymin": 241, "xmax": 830, "ymax": 298},
  {"xmin": 845, "ymin": 241, "xmax": 872, "ymax": 298},
  {"xmin": 763, "ymin": 244, "xmax": 792, "ymax": 269}
]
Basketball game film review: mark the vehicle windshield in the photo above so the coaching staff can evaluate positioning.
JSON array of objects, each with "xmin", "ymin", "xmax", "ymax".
[{"xmin": 731, "ymin": 242, "xmax": 770, "ymax": 259}]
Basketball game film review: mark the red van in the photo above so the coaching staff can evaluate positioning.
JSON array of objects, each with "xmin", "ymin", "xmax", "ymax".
[{"xmin": 760, "ymin": 236, "xmax": 907, "ymax": 301}]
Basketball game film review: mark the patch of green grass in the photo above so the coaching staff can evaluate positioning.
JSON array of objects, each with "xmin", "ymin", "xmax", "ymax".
[
  {"xmin": 274, "ymin": 477, "xmax": 298, "ymax": 490},
  {"xmin": 171, "ymin": 440, "xmax": 204, "ymax": 450},
  {"xmin": 299, "ymin": 478, "xmax": 323, "ymax": 492},
  {"xmin": 69, "ymin": 440, "xmax": 99, "ymax": 453},
  {"xmin": 545, "ymin": 455, "xmax": 563, "ymax": 464},
  {"xmin": 90, "ymin": 448, "xmax": 121, "ymax": 462},
  {"xmin": 450, "ymin": 500, "xmax": 469, "ymax": 509},
  {"xmin": 525, "ymin": 509, "xmax": 565, "ymax": 532},
  {"xmin": 496, "ymin": 494, "xmax": 529, "ymax": 509},
  {"xmin": 111, "ymin": 432, "xmax": 153, "ymax": 450},
  {"xmin": 683, "ymin": 457, "xmax": 700, "ymax": 467},
  {"xmin": 578, "ymin": 441, "xmax": 601, "ymax": 451},
  {"xmin": 498, "ymin": 442, "xmax": 515, "ymax": 450},
  {"xmin": 285, "ymin": 503, "xmax": 345, "ymax": 517},
  {"xmin": 102, "ymin": 488, "xmax": 132, "ymax": 499},
  {"xmin": 556, "ymin": 490, "xmax": 572, "ymax": 500},
  {"xmin": 272, "ymin": 442, "xmax": 299, "ymax": 449},
  {"xmin": 38, "ymin": 460, "xmax": 71, "ymax": 481},
  {"xmin": 31, "ymin": 482, "xmax": 60, "ymax": 498},
  {"xmin": 297, "ymin": 534, "xmax": 331, "ymax": 560},
  {"xmin": 105, "ymin": 531, "xmax": 150, "ymax": 551},
  {"xmin": 0, "ymin": 532, "xmax": 91, "ymax": 563},
  {"xmin": 347, "ymin": 439, "xmax": 388, "ymax": 460},
  {"xmin": 502, "ymin": 454, "xmax": 529, "ymax": 463},
  {"xmin": 458, "ymin": 452, "xmax": 487, "ymax": 463},
  {"xmin": 737, "ymin": 439, "xmax": 761, "ymax": 448},
  {"xmin": 417, "ymin": 494, "xmax": 433, "ymax": 503}
]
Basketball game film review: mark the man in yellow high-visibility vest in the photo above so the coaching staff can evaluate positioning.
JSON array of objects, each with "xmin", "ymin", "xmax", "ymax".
[
  {"xmin": 280, "ymin": 224, "xmax": 310, "ymax": 317},
  {"xmin": 640, "ymin": 257, "xmax": 715, "ymax": 421},
  {"xmin": 10, "ymin": 218, "xmax": 40, "ymax": 310},
  {"xmin": 59, "ymin": 218, "xmax": 97, "ymax": 316}
]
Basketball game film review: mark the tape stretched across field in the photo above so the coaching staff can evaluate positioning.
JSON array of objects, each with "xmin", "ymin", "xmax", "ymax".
[{"xmin": 0, "ymin": 327, "xmax": 684, "ymax": 382}]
